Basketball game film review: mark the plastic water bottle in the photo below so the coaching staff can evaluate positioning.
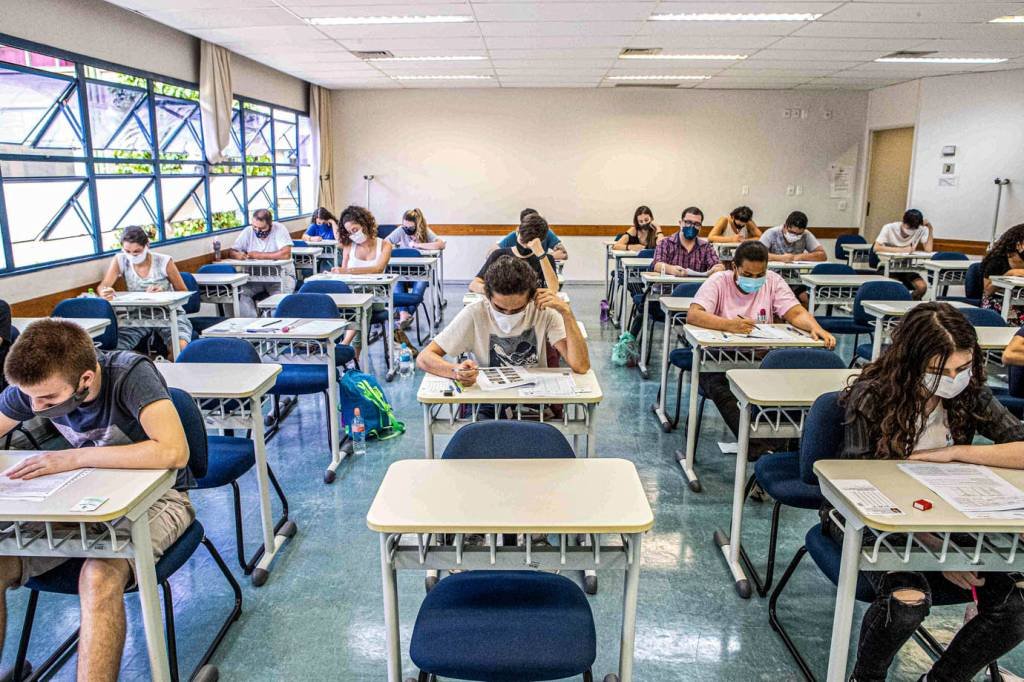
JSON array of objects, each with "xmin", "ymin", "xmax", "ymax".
[
  {"xmin": 351, "ymin": 408, "xmax": 366, "ymax": 456},
  {"xmin": 212, "ymin": 239, "xmax": 222, "ymax": 261},
  {"xmin": 398, "ymin": 343, "xmax": 414, "ymax": 379},
  {"xmin": 86, "ymin": 288, "xmax": 97, "ymax": 298}
]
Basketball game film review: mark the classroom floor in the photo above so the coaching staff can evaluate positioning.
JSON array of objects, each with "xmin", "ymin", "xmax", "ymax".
[{"xmin": 4, "ymin": 283, "xmax": 1020, "ymax": 681}]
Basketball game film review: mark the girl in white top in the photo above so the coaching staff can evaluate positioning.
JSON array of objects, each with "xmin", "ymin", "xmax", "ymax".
[
  {"xmin": 331, "ymin": 205, "xmax": 393, "ymax": 345},
  {"xmin": 97, "ymin": 226, "xmax": 193, "ymax": 353}
]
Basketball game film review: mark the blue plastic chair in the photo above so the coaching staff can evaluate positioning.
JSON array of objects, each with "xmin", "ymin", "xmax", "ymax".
[
  {"xmin": 391, "ymin": 248, "xmax": 432, "ymax": 344},
  {"xmin": 662, "ymin": 283, "xmax": 705, "ymax": 433},
  {"xmin": 197, "ymin": 263, "xmax": 237, "ymax": 274},
  {"xmin": 52, "ymin": 298, "xmax": 119, "ymax": 351},
  {"xmin": 999, "ymin": 365, "xmax": 1024, "ymax": 418},
  {"xmin": 809, "ymin": 263, "xmax": 855, "ymax": 276},
  {"xmin": 179, "ymin": 271, "xmax": 226, "ymax": 340},
  {"xmin": 177, "ymin": 338, "xmax": 294, "ymax": 582},
  {"xmin": 961, "ymin": 306, "xmax": 1007, "ymax": 328},
  {"xmin": 941, "ymin": 262, "xmax": 983, "ymax": 307},
  {"xmin": 377, "ymin": 224, "xmax": 398, "ymax": 239},
  {"xmin": 931, "ymin": 252, "xmax": 969, "ymax": 261},
  {"xmin": 11, "ymin": 387, "xmax": 241, "ymax": 682},
  {"xmin": 299, "ymin": 280, "xmax": 352, "ymax": 295},
  {"xmin": 834, "ymin": 234, "xmax": 867, "ymax": 262},
  {"xmin": 851, "ymin": 281, "xmax": 912, "ymax": 364},
  {"xmin": 178, "ymin": 272, "xmax": 202, "ymax": 314},
  {"xmin": 410, "ymin": 421, "xmax": 597, "ymax": 682},
  {"xmin": 274, "ymin": 293, "xmax": 356, "ymax": 368}
]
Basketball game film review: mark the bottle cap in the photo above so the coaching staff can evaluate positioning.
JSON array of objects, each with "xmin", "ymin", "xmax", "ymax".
[{"xmin": 354, "ymin": 407, "xmax": 361, "ymax": 416}]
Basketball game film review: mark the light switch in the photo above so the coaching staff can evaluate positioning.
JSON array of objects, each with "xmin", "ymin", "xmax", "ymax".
[
  {"xmin": 838, "ymin": 200, "xmax": 848, "ymax": 211},
  {"xmin": 786, "ymin": 185, "xmax": 795, "ymax": 196},
  {"xmin": 795, "ymin": 185, "xmax": 803, "ymax": 195},
  {"xmin": 741, "ymin": 185, "xmax": 749, "ymax": 196}
]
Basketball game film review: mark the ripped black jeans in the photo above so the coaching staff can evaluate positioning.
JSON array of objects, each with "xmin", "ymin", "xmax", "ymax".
[{"xmin": 853, "ymin": 569, "xmax": 1024, "ymax": 682}]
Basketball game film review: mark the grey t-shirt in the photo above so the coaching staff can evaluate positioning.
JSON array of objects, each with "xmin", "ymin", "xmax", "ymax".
[
  {"xmin": 386, "ymin": 227, "xmax": 439, "ymax": 249},
  {"xmin": 759, "ymin": 225, "xmax": 821, "ymax": 256},
  {"xmin": 0, "ymin": 351, "xmax": 193, "ymax": 490}
]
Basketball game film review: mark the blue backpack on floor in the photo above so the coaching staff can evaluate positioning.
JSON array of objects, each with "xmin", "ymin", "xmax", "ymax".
[{"xmin": 339, "ymin": 370, "xmax": 405, "ymax": 440}]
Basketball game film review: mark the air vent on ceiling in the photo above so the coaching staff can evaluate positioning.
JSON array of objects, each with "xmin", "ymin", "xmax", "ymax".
[
  {"xmin": 613, "ymin": 83, "xmax": 681, "ymax": 89},
  {"xmin": 620, "ymin": 47, "xmax": 663, "ymax": 57},
  {"xmin": 880, "ymin": 50, "xmax": 938, "ymax": 59},
  {"xmin": 352, "ymin": 50, "xmax": 394, "ymax": 60}
]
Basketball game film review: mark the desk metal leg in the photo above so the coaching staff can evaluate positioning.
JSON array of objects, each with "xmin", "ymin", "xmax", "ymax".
[
  {"xmin": 131, "ymin": 517, "xmax": 172, "ymax": 682},
  {"xmin": 619, "ymin": 269, "xmax": 630, "ymax": 331},
  {"xmin": 249, "ymin": 395, "xmax": 293, "ymax": 586},
  {"xmin": 826, "ymin": 520, "xmax": 863, "ymax": 682},
  {"xmin": 232, "ymin": 286, "xmax": 241, "ymax": 317},
  {"xmin": 386, "ymin": 288, "xmax": 397, "ymax": 382},
  {"xmin": 808, "ymin": 286, "xmax": 817, "ymax": 314},
  {"xmin": 1003, "ymin": 289, "xmax": 1013, "ymax": 322},
  {"xmin": 169, "ymin": 309, "xmax": 181, "ymax": 360},
  {"xmin": 714, "ymin": 401, "xmax": 752, "ymax": 598},
  {"xmin": 871, "ymin": 317, "xmax": 884, "ymax": 360},
  {"xmin": 586, "ymin": 404, "xmax": 597, "ymax": 459},
  {"xmin": 423, "ymin": 403, "xmax": 435, "ymax": 459},
  {"xmin": 359, "ymin": 308, "xmax": 370, "ymax": 370},
  {"xmin": 618, "ymin": 532, "xmax": 643, "ymax": 682},
  {"xmin": 380, "ymin": 534, "xmax": 402, "ymax": 682},
  {"xmin": 652, "ymin": 312, "xmax": 674, "ymax": 432},
  {"xmin": 638, "ymin": 294, "xmax": 651, "ymax": 379},
  {"xmin": 325, "ymin": 344, "xmax": 346, "ymax": 484},
  {"xmin": 677, "ymin": 348, "xmax": 701, "ymax": 492}
]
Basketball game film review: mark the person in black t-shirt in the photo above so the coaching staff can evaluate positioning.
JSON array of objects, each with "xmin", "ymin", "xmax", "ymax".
[
  {"xmin": 981, "ymin": 223, "xmax": 1024, "ymax": 324},
  {"xmin": 470, "ymin": 212, "xmax": 559, "ymax": 293}
]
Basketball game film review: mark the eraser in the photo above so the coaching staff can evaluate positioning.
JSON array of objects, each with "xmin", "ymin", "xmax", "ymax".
[{"xmin": 913, "ymin": 499, "xmax": 932, "ymax": 511}]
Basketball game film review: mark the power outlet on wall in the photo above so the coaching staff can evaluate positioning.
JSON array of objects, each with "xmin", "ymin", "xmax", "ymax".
[
  {"xmin": 786, "ymin": 185, "xmax": 796, "ymax": 196},
  {"xmin": 741, "ymin": 185, "xmax": 749, "ymax": 196},
  {"xmin": 838, "ymin": 200, "xmax": 848, "ymax": 211},
  {"xmin": 795, "ymin": 185, "xmax": 803, "ymax": 195}
]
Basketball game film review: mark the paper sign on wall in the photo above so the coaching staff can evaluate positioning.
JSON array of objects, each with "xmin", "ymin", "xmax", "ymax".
[{"xmin": 829, "ymin": 163, "xmax": 853, "ymax": 198}]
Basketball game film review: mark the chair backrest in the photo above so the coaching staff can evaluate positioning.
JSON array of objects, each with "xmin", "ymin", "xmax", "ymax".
[
  {"xmin": 377, "ymin": 224, "xmax": 398, "ymax": 239},
  {"xmin": 964, "ymin": 262, "xmax": 984, "ymax": 300},
  {"xmin": 178, "ymin": 272, "xmax": 202, "ymax": 314},
  {"xmin": 960, "ymin": 306, "xmax": 1007, "ymax": 328},
  {"xmin": 810, "ymin": 262, "xmax": 855, "ymax": 276},
  {"xmin": 671, "ymin": 282, "xmax": 702, "ymax": 298},
  {"xmin": 834, "ymin": 234, "xmax": 867, "ymax": 260},
  {"xmin": 760, "ymin": 348, "xmax": 847, "ymax": 370},
  {"xmin": 868, "ymin": 248, "xmax": 880, "ymax": 270},
  {"xmin": 52, "ymin": 298, "xmax": 118, "ymax": 350},
  {"xmin": 273, "ymin": 292, "xmax": 338, "ymax": 319},
  {"xmin": 931, "ymin": 251, "xmax": 968, "ymax": 261},
  {"xmin": 292, "ymin": 239, "xmax": 308, "ymax": 247},
  {"xmin": 299, "ymin": 280, "xmax": 351, "ymax": 295},
  {"xmin": 852, "ymin": 281, "xmax": 911, "ymax": 325},
  {"xmin": 391, "ymin": 248, "xmax": 420, "ymax": 258},
  {"xmin": 197, "ymin": 263, "xmax": 236, "ymax": 274},
  {"xmin": 168, "ymin": 387, "xmax": 208, "ymax": 479},
  {"xmin": 178, "ymin": 337, "xmax": 261, "ymax": 364},
  {"xmin": 441, "ymin": 421, "xmax": 576, "ymax": 460},
  {"xmin": 637, "ymin": 248, "xmax": 655, "ymax": 259},
  {"xmin": 800, "ymin": 391, "xmax": 845, "ymax": 485}
]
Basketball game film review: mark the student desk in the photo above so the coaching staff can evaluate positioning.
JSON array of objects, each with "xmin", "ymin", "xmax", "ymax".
[
  {"xmin": 200, "ymin": 318, "xmax": 349, "ymax": 482},
  {"xmin": 386, "ymin": 256, "xmax": 441, "ymax": 330},
  {"xmin": 713, "ymin": 242, "xmax": 739, "ymax": 262},
  {"xmin": 417, "ymin": 368, "xmax": 602, "ymax": 460},
  {"xmin": 108, "ymin": 291, "xmax": 193, "ymax": 359},
  {"xmin": 862, "ymin": 300, "xmax": 975, "ymax": 360},
  {"xmin": 291, "ymin": 246, "xmax": 323, "ymax": 275},
  {"xmin": 986, "ymin": 276, "xmax": 1024, "ymax": 322},
  {"xmin": 416, "ymin": 249, "xmax": 446, "ymax": 308},
  {"xmin": 619, "ymin": 257, "xmax": 653, "ymax": 330},
  {"xmin": 815, "ymin": 460, "xmax": 1024, "ymax": 682},
  {"xmin": 0, "ymin": 453, "xmax": 183, "ymax": 682},
  {"xmin": 157, "ymin": 362, "xmax": 292, "ymax": 586},
  {"xmin": 367, "ymin": 457, "xmax": 654, "ymax": 682},
  {"xmin": 718, "ymin": 368, "xmax": 859, "ymax": 598},
  {"xmin": 843, "ymin": 243, "xmax": 873, "ymax": 270},
  {"xmin": 876, "ymin": 251, "xmax": 934, "ymax": 277},
  {"xmin": 220, "ymin": 258, "xmax": 293, "ymax": 290},
  {"xmin": 603, "ymin": 240, "xmax": 617, "ymax": 296},
  {"xmin": 976, "ymin": 326, "xmax": 1017, "ymax": 366},
  {"xmin": 12, "ymin": 317, "xmax": 110, "ymax": 340},
  {"xmin": 256, "ymin": 292, "xmax": 373, "ymax": 369},
  {"xmin": 637, "ymin": 273, "xmax": 705, "ymax": 380},
  {"xmin": 192, "ymin": 272, "xmax": 249, "ymax": 317},
  {"xmin": 922, "ymin": 259, "xmax": 975, "ymax": 301},
  {"xmin": 801, "ymin": 274, "xmax": 889, "ymax": 312},
  {"xmin": 651, "ymin": 297, "xmax": 696, "ymax": 431},
  {"xmin": 307, "ymin": 273, "xmax": 400, "ymax": 381},
  {"xmin": 307, "ymin": 238, "xmax": 339, "ymax": 267},
  {"xmin": 679, "ymin": 324, "xmax": 825, "ymax": 492},
  {"xmin": 767, "ymin": 261, "xmax": 819, "ymax": 285}
]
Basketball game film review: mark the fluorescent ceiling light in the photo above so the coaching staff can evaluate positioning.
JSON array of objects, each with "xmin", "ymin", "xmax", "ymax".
[
  {"xmin": 309, "ymin": 15, "xmax": 473, "ymax": 25},
  {"xmin": 875, "ymin": 56, "xmax": 1008, "ymax": 64},
  {"xmin": 990, "ymin": 15, "xmax": 1024, "ymax": 23},
  {"xmin": 607, "ymin": 75, "xmax": 711, "ymax": 80},
  {"xmin": 366, "ymin": 56, "xmax": 486, "ymax": 62},
  {"xmin": 650, "ymin": 12, "xmax": 821, "ymax": 22},
  {"xmin": 391, "ymin": 74, "xmax": 492, "ymax": 80},
  {"xmin": 619, "ymin": 53, "xmax": 746, "ymax": 60}
]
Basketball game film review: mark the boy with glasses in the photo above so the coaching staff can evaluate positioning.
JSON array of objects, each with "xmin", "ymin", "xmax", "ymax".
[{"xmin": 760, "ymin": 210, "xmax": 827, "ymax": 308}]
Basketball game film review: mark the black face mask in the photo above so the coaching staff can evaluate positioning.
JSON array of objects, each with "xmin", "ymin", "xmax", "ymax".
[
  {"xmin": 403, "ymin": 226, "xmax": 417, "ymax": 236},
  {"xmin": 34, "ymin": 378, "xmax": 89, "ymax": 419},
  {"xmin": 254, "ymin": 227, "xmax": 272, "ymax": 239}
]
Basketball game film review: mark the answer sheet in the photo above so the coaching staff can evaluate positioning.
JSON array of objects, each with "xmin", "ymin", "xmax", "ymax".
[
  {"xmin": 833, "ymin": 479, "xmax": 905, "ymax": 516},
  {"xmin": 0, "ymin": 467, "xmax": 92, "ymax": 502},
  {"xmin": 898, "ymin": 463, "xmax": 1024, "ymax": 513}
]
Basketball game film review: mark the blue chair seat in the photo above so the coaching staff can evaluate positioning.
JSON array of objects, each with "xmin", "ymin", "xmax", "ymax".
[
  {"xmin": 269, "ymin": 364, "xmax": 329, "ymax": 395},
  {"xmin": 371, "ymin": 309, "xmax": 390, "ymax": 323},
  {"xmin": 814, "ymin": 316, "xmax": 871, "ymax": 335},
  {"xmin": 196, "ymin": 436, "xmax": 255, "ymax": 489},
  {"xmin": 410, "ymin": 571, "xmax": 596, "ymax": 681},
  {"xmin": 669, "ymin": 347, "xmax": 693, "ymax": 369},
  {"xmin": 855, "ymin": 343, "xmax": 874, "ymax": 361},
  {"xmin": 26, "ymin": 521, "xmax": 205, "ymax": 594},
  {"xmin": 754, "ymin": 453, "xmax": 822, "ymax": 510},
  {"xmin": 941, "ymin": 295, "xmax": 982, "ymax": 307},
  {"xmin": 335, "ymin": 344, "xmax": 356, "ymax": 365},
  {"xmin": 393, "ymin": 292, "xmax": 422, "ymax": 307}
]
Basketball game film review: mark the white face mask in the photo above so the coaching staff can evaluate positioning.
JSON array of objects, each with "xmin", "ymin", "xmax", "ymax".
[
  {"xmin": 923, "ymin": 368, "xmax": 972, "ymax": 400},
  {"xmin": 901, "ymin": 225, "xmax": 917, "ymax": 238},
  {"xmin": 124, "ymin": 246, "xmax": 148, "ymax": 265},
  {"xmin": 490, "ymin": 303, "xmax": 528, "ymax": 335},
  {"xmin": 783, "ymin": 230, "xmax": 803, "ymax": 244},
  {"xmin": 349, "ymin": 230, "xmax": 367, "ymax": 245}
]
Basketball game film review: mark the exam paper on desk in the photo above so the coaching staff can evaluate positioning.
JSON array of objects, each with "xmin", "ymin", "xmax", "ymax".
[
  {"xmin": 898, "ymin": 462, "xmax": 1024, "ymax": 514},
  {"xmin": 0, "ymin": 467, "xmax": 92, "ymax": 502}
]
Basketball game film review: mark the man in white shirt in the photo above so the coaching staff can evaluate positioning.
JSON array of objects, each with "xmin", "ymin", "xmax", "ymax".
[
  {"xmin": 873, "ymin": 208, "xmax": 935, "ymax": 300},
  {"xmin": 227, "ymin": 209, "xmax": 297, "ymax": 316}
]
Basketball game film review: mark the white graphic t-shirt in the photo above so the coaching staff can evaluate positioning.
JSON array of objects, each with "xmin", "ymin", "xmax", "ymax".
[{"xmin": 433, "ymin": 300, "xmax": 566, "ymax": 368}]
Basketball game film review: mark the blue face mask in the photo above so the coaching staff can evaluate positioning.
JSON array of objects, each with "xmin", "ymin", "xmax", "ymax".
[
  {"xmin": 682, "ymin": 226, "xmax": 700, "ymax": 240},
  {"xmin": 736, "ymin": 275, "xmax": 766, "ymax": 294}
]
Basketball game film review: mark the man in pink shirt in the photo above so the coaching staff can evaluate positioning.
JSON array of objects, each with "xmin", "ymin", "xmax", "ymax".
[{"xmin": 687, "ymin": 240, "xmax": 836, "ymax": 459}]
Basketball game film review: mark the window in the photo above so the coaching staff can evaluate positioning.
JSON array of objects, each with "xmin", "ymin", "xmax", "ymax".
[{"xmin": 0, "ymin": 38, "xmax": 313, "ymax": 274}]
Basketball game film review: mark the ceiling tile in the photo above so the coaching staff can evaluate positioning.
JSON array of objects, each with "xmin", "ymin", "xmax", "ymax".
[{"xmin": 479, "ymin": 21, "xmax": 642, "ymax": 37}]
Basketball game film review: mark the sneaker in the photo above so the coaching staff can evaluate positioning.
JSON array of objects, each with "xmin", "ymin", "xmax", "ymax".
[{"xmin": 749, "ymin": 481, "xmax": 771, "ymax": 503}]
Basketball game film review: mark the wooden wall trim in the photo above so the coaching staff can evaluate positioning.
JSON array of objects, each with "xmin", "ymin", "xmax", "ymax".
[
  {"xmin": 430, "ymin": 224, "xmax": 863, "ymax": 238},
  {"xmin": 933, "ymin": 238, "xmax": 989, "ymax": 256}
]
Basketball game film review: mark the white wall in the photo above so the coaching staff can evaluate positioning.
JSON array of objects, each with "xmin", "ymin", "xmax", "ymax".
[
  {"xmin": 332, "ymin": 88, "xmax": 868, "ymax": 281},
  {"xmin": 865, "ymin": 81, "xmax": 920, "ymax": 131}
]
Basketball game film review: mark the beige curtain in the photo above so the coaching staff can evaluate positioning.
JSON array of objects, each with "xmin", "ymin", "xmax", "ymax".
[
  {"xmin": 199, "ymin": 41, "xmax": 233, "ymax": 164},
  {"xmin": 309, "ymin": 85, "xmax": 336, "ymax": 211}
]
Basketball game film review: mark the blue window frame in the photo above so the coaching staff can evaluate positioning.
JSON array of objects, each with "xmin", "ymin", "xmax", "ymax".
[{"xmin": 0, "ymin": 35, "xmax": 313, "ymax": 276}]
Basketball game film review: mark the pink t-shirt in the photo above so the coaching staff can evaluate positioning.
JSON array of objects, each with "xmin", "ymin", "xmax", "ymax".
[{"xmin": 692, "ymin": 270, "xmax": 800, "ymax": 320}]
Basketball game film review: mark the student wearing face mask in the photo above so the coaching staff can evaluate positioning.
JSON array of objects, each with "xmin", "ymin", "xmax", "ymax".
[
  {"xmin": 386, "ymin": 208, "xmax": 446, "ymax": 252},
  {"xmin": 330, "ymin": 205, "xmax": 394, "ymax": 346},
  {"xmin": 491, "ymin": 208, "xmax": 568, "ymax": 262},
  {"xmin": 980, "ymin": 223, "xmax": 1024, "ymax": 324},
  {"xmin": 96, "ymin": 226, "xmax": 193, "ymax": 354},
  {"xmin": 687, "ymin": 240, "xmax": 835, "ymax": 459},
  {"xmin": 709, "ymin": 206, "xmax": 761, "ymax": 243},
  {"xmin": 759, "ymin": 211, "xmax": 827, "ymax": 307},
  {"xmin": 874, "ymin": 208, "xmax": 935, "ymax": 300},
  {"xmin": 418, "ymin": 255, "xmax": 589, "ymax": 387},
  {"xmin": 613, "ymin": 206, "xmax": 664, "ymax": 252},
  {"xmin": 471, "ymin": 213, "xmax": 559, "ymax": 294},
  {"xmin": 824, "ymin": 303, "xmax": 1024, "ymax": 682},
  {"xmin": 228, "ymin": 208, "xmax": 296, "ymax": 317}
]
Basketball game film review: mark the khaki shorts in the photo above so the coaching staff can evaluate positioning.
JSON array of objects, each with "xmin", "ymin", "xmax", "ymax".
[{"xmin": 14, "ymin": 489, "xmax": 195, "ymax": 588}]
